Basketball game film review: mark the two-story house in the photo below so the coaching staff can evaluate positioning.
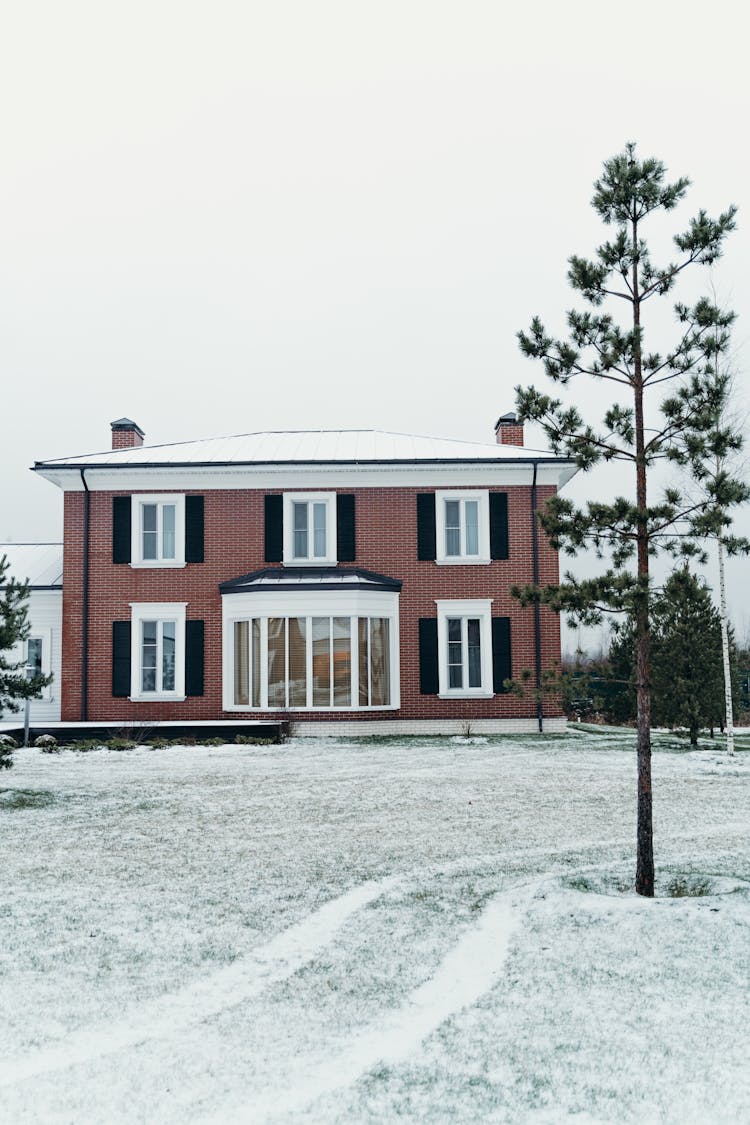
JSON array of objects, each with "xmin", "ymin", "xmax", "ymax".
[{"xmin": 33, "ymin": 416, "xmax": 576, "ymax": 734}]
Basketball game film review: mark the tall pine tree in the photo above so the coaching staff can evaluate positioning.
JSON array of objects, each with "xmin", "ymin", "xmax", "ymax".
[{"xmin": 515, "ymin": 144, "xmax": 740, "ymax": 895}]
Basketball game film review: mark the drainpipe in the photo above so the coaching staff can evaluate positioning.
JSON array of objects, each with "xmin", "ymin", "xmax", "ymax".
[
  {"xmin": 531, "ymin": 463, "xmax": 544, "ymax": 733},
  {"xmin": 80, "ymin": 468, "xmax": 90, "ymax": 721}
]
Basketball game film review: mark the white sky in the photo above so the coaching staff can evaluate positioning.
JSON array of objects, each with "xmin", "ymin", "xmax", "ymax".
[{"xmin": 2, "ymin": 0, "xmax": 749, "ymax": 647}]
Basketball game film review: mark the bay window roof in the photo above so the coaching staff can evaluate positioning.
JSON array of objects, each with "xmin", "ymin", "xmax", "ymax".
[{"xmin": 219, "ymin": 567, "xmax": 402, "ymax": 595}]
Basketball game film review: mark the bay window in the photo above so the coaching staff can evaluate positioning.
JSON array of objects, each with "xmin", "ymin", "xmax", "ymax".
[{"xmin": 222, "ymin": 578, "xmax": 399, "ymax": 710}]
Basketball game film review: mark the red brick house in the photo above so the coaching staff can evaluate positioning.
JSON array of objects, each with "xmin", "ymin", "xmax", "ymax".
[{"xmin": 33, "ymin": 417, "xmax": 576, "ymax": 734}]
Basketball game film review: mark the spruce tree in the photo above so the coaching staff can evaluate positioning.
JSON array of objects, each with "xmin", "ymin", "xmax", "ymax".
[
  {"xmin": 0, "ymin": 554, "xmax": 50, "ymax": 751},
  {"xmin": 515, "ymin": 144, "xmax": 740, "ymax": 895},
  {"xmin": 650, "ymin": 569, "xmax": 726, "ymax": 746}
]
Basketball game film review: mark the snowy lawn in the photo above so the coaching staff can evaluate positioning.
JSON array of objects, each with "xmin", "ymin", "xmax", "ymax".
[{"xmin": 1, "ymin": 730, "xmax": 749, "ymax": 1124}]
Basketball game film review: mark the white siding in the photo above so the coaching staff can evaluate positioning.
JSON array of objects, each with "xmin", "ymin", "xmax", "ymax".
[{"xmin": 0, "ymin": 589, "xmax": 62, "ymax": 722}]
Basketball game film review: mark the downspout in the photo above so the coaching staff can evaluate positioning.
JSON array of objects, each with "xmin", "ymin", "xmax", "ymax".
[
  {"xmin": 80, "ymin": 468, "xmax": 90, "ymax": 721},
  {"xmin": 531, "ymin": 463, "xmax": 544, "ymax": 733}
]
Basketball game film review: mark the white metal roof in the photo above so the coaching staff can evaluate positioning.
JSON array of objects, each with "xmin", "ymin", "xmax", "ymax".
[
  {"xmin": 35, "ymin": 429, "xmax": 560, "ymax": 468},
  {"xmin": 0, "ymin": 543, "xmax": 63, "ymax": 588}
]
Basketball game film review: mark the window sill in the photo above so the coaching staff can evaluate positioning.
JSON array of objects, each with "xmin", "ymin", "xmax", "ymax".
[
  {"xmin": 130, "ymin": 561, "xmax": 187, "ymax": 570},
  {"xmin": 282, "ymin": 559, "xmax": 339, "ymax": 568},
  {"xmin": 435, "ymin": 558, "xmax": 491, "ymax": 566},
  {"xmin": 223, "ymin": 704, "xmax": 399, "ymax": 713},
  {"xmin": 129, "ymin": 694, "xmax": 187, "ymax": 703},
  {"xmin": 438, "ymin": 691, "xmax": 494, "ymax": 700}
]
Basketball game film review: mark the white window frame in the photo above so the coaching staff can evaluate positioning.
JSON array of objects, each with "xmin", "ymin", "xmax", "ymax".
[
  {"xmin": 282, "ymin": 492, "xmax": 337, "ymax": 566},
  {"xmin": 131, "ymin": 495, "xmax": 186, "ymax": 568},
  {"xmin": 435, "ymin": 599, "xmax": 494, "ymax": 698},
  {"xmin": 26, "ymin": 630, "xmax": 52, "ymax": 700},
  {"xmin": 222, "ymin": 589, "xmax": 399, "ymax": 711},
  {"xmin": 434, "ymin": 490, "xmax": 490, "ymax": 565},
  {"xmin": 129, "ymin": 602, "xmax": 187, "ymax": 701}
]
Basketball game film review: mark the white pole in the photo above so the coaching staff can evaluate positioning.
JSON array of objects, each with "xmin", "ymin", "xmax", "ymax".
[{"xmin": 717, "ymin": 536, "xmax": 735, "ymax": 756}]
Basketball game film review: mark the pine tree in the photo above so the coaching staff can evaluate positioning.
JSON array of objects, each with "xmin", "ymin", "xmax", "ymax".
[
  {"xmin": 0, "ymin": 554, "xmax": 50, "ymax": 758},
  {"xmin": 515, "ymin": 144, "xmax": 740, "ymax": 896}
]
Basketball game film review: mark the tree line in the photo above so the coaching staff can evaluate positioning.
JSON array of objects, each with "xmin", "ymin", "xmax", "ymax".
[{"xmin": 564, "ymin": 566, "xmax": 744, "ymax": 746}]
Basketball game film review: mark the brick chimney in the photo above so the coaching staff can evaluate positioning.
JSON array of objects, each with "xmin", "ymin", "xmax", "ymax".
[
  {"xmin": 494, "ymin": 412, "xmax": 524, "ymax": 447},
  {"xmin": 110, "ymin": 418, "xmax": 145, "ymax": 449}
]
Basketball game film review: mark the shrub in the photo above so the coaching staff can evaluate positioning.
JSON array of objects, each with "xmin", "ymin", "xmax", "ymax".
[
  {"xmin": 34, "ymin": 734, "xmax": 59, "ymax": 752},
  {"xmin": 105, "ymin": 738, "xmax": 136, "ymax": 751},
  {"xmin": 67, "ymin": 739, "xmax": 105, "ymax": 753},
  {"xmin": 0, "ymin": 734, "xmax": 15, "ymax": 770},
  {"xmin": 201, "ymin": 737, "xmax": 227, "ymax": 747},
  {"xmin": 235, "ymin": 735, "xmax": 275, "ymax": 746}
]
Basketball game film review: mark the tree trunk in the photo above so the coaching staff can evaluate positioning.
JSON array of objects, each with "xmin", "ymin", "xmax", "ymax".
[
  {"xmin": 634, "ymin": 596, "xmax": 654, "ymax": 895},
  {"xmin": 717, "ymin": 535, "xmax": 735, "ymax": 756},
  {"xmin": 632, "ymin": 214, "xmax": 655, "ymax": 898}
]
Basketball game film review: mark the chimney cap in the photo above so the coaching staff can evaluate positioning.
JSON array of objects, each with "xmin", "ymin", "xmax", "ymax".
[
  {"xmin": 110, "ymin": 417, "xmax": 145, "ymax": 437},
  {"xmin": 495, "ymin": 412, "xmax": 518, "ymax": 428}
]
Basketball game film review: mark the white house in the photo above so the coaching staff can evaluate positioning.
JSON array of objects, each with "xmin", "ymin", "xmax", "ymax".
[{"xmin": 0, "ymin": 543, "xmax": 63, "ymax": 722}]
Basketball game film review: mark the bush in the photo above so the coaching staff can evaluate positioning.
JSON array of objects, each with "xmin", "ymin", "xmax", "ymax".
[
  {"xmin": 34, "ymin": 734, "xmax": 59, "ymax": 752},
  {"xmin": 235, "ymin": 735, "xmax": 275, "ymax": 746},
  {"xmin": 201, "ymin": 737, "xmax": 227, "ymax": 747},
  {"xmin": 0, "ymin": 734, "xmax": 15, "ymax": 770},
  {"xmin": 105, "ymin": 738, "xmax": 136, "ymax": 751},
  {"xmin": 67, "ymin": 739, "xmax": 105, "ymax": 753}
]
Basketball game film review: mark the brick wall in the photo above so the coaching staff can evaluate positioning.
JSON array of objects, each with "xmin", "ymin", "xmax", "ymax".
[{"xmin": 62, "ymin": 484, "xmax": 562, "ymax": 723}]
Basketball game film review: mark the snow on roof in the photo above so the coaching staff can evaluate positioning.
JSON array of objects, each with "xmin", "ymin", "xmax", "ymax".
[
  {"xmin": 0, "ymin": 543, "xmax": 63, "ymax": 587},
  {"xmin": 35, "ymin": 429, "xmax": 563, "ymax": 469}
]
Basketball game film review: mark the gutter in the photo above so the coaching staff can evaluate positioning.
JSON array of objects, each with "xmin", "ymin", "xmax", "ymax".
[
  {"xmin": 531, "ymin": 463, "xmax": 544, "ymax": 733},
  {"xmin": 80, "ymin": 468, "xmax": 90, "ymax": 721}
]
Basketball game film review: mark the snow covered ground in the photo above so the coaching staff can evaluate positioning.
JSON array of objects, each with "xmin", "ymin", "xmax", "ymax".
[{"xmin": 1, "ymin": 730, "xmax": 749, "ymax": 1124}]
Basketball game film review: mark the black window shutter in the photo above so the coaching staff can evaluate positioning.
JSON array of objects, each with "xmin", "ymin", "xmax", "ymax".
[
  {"xmin": 112, "ymin": 497, "xmax": 131, "ymax": 564},
  {"xmin": 492, "ymin": 617, "xmax": 512, "ymax": 693},
  {"xmin": 112, "ymin": 621, "xmax": 131, "ymax": 697},
  {"xmin": 417, "ymin": 494, "xmax": 436, "ymax": 560},
  {"xmin": 336, "ymin": 494, "xmax": 356, "ymax": 562},
  {"xmin": 185, "ymin": 620, "xmax": 205, "ymax": 696},
  {"xmin": 185, "ymin": 496, "xmax": 205, "ymax": 563},
  {"xmin": 418, "ymin": 618, "xmax": 439, "ymax": 694},
  {"xmin": 489, "ymin": 493, "xmax": 509, "ymax": 560},
  {"xmin": 264, "ymin": 495, "xmax": 283, "ymax": 562}
]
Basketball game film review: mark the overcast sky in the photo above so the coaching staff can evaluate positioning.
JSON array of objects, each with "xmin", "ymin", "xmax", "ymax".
[{"xmin": 3, "ymin": 1, "xmax": 749, "ymax": 646}]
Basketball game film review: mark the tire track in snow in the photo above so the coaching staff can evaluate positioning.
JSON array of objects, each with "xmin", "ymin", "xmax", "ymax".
[
  {"xmin": 248, "ymin": 881, "xmax": 537, "ymax": 1122},
  {"xmin": 0, "ymin": 876, "xmax": 398, "ymax": 1088}
]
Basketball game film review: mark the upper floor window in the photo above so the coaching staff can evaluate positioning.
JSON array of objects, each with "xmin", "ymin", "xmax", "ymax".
[
  {"xmin": 282, "ymin": 493, "xmax": 337, "ymax": 566},
  {"xmin": 131, "ymin": 495, "xmax": 186, "ymax": 568},
  {"xmin": 434, "ymin": 491, "xmax": 490, "ymax": 565}
]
